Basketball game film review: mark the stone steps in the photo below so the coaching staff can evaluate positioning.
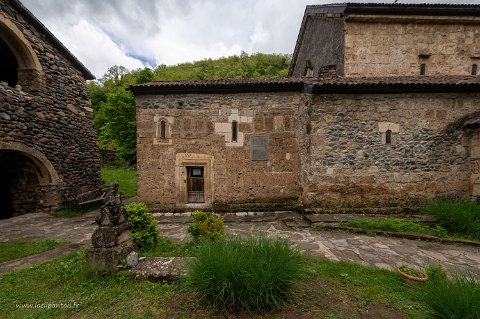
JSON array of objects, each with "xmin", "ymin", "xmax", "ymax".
[{"xmin": 153, "ymin": 210, "xmax": 300, "ymax": 224}]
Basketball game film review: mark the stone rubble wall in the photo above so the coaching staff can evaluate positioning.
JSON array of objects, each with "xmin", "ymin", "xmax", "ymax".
[
  {"xmin": 305, "ymin": 92, "xmax": 480, "ymax": 207},
  {"xmin": 344, "ymin": 17, "xmax": 480, "ymax": 77},
  {"xmin": 0, "ymin": 2, "xmax": 102, "ymax": 214},
  {"xmin": 136, "ymin": 90, "xmax": 480, "ymax": 210},
  {"xmin": 136, "ymin": 92, "xmax": 302, "ymax": 210}
]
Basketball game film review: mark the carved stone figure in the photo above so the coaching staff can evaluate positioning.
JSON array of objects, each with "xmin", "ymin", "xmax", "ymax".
[
  {"xmin": 86, "ymin": 182, "xmax": 135, "ymax": 272},
  {"xmin": 95, "ymin": 182, "xmax": 128, "ymax": 226}
]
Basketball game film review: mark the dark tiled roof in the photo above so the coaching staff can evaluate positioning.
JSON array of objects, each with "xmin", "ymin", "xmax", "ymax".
[
  {"xmin": 305, "ymin": 3, "xmax": 480, "ymax": 15},
  {"xmin": 130, "ymin": 78, "xmax": 305, "ymax": 94},
  {"xmin": 130, "ymin": 76, "xmax": 480, "ymax": 95},
  {"xmin": 307, "ymin": 76, "xmax": 480, "ymax": 93},
  {"xmin": 11, "ymin": 0, "xmax": 95, "ymax": 80}
]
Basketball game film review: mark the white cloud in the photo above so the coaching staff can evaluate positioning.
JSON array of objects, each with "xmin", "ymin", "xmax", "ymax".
[
  {"xmin": 21, "ymin": 0, "xmax": 480, "ymax": 78},
  {"xmin": 48, "ymin": 19, "xmax": 145, "ymax": 77}
]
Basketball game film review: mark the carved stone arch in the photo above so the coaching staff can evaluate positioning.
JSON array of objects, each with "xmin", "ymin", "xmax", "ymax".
[
  {"xmin": 0, "ymin": 141, "xmax": 62, "ymax": 218},
  {"xmin": 0, "ymin": 141, "xmax": 61, "ymax": 184},
  {"xmin": 0, "ymin": 12, "xmax": 43, "ymax": 91}
]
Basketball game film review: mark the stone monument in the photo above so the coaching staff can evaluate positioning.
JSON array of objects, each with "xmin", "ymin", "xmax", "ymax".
[{"xmin": 86, "ymin": 182, "xmax": 135, "ymax": 272}]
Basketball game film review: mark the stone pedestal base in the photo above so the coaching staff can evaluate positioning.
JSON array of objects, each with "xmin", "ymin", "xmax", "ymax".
[
  {"xmin": 91, "ymin": 222, "xmax": 132, "ymax": 248},
  {"xmin": 86, "ymin": 243, "xmax": 135, "ymax": 272}
]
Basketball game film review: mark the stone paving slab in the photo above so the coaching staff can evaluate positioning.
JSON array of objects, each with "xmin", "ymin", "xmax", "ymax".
[
  {"xmin": 132, "ymin": 257, "xmax": 194, "ymax": 279},
  {"xmin": 0, "ymin": 212, "xmax": 97, "ymax": 244},
  {"xmin": 158, "ymin": 222, "xmax": 480, "ymax": 278},
  {"xmin": 0, "ymin": 211, "xmax": 479, "ymax": 279},
  {"xmin": 153, "ymin": 211, "xmax": 300, "ymax": 224}
]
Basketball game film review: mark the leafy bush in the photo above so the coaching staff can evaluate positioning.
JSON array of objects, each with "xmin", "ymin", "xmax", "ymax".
[
  {"xmin": 426, "ymin": 266, "xmax": 447, "ymax": 282},
  {"xmin": 423, "ymin": 275, "xmax": 480, "ymax": 318},
  {"xmin": 185, "ymin": 236, "xmax": 303, "ymax": 312},
  {"xmin": 125, "ymin": 202, "xmax": 159, "ymax": 252},
  {"xmin": 187, "ymin": 210, "xmax": 224, "ymax": 241},
  {"xmin": 424, "ymin": 199, "xmax": 480, "ymax": 239}
]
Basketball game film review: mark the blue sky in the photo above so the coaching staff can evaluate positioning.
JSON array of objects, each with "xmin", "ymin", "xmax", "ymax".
[{"xmin": 21, "ymin": 0, "xmax": 480, "ymax": 78}]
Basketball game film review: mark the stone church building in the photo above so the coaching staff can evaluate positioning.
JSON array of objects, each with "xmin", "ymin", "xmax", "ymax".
[
  {"xmin": 131, "ymin": 3, "xmax": 480, "ymax": 211},
  {"xmin": 0, "ymin": 0, "xmax": 102, "ymax": 218}
]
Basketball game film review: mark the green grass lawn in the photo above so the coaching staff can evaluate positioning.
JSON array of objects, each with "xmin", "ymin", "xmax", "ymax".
[
  {"xmin": 0, "ymin": 239, "xmax": 431, "ymax": 319},
  {"xmin": 0, "ymin": 239, "xmax": 66, "ymax": 263},
  {"xmin": 101, "ymin": 165, "xmax": 138, "ymax": 198}
]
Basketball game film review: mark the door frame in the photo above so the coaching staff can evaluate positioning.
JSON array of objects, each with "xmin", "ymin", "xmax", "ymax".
[{"xmin": 175, "ymin": 153, "xmax": 214, "ymax": 208}]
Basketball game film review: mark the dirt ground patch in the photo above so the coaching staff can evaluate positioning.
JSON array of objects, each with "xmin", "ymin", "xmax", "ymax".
[{"xmin": 165, "ymin": 276, "xmax": 408, "ymax": 319}]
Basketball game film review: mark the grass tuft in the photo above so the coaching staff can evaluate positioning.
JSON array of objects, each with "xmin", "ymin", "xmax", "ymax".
[
  {"xmin": 424, "ymin": 199, "xmax": 480, "ymax": 240},
  {"xmin": 343, "ymin": 218, "xmax": 447, "ymax": 237},
  {"xmin": 185, "ymin": 236, "xmax": 303, "ymax": 312},
  {"xmin": 423, "ymin": 275, "xmax": 480, "ymax": 318}
]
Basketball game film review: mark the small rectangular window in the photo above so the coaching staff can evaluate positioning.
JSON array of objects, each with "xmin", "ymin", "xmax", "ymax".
[
  {"xmin": 385, "ymin": 130, "xmax": 392, "ymax": 145},
  {"xmin": 472, "ymin": 64, "xmax": 478, "ymax": 76},
  {"xmin": 420, "ymin": 64, "xmax": 426, "ymax": 75},
  {"xmin": 160, "ymin": 120, "xmax": 166, "ymax": 140},
  {"xmin": 231, "ymin": 121, "xmax": 237, "ymax": 142}
]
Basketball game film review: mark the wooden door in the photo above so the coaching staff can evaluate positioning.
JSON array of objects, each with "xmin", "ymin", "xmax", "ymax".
[{"xmin": 187, "ymin": 166, "xmax": 204, "ymax": 203}]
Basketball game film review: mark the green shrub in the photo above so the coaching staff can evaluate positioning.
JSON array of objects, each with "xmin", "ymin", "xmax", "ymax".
[
  {"xmin": 426, "ymin": 266, "xmax": 447, "ymax": 282},
  {"xmin": 423, "ymin": 275, "xmax": 480, "ymax": 318},
  {"xmin": 187, "ymin": 210, "xmax": 224, "ymax": 241},
  {"xmin": 424, "ymin": 199, "xmax": 480, "ymax": 239},
  {"xmin": 125, "ymin": 202, "xmax": 159, "ymax": 252},
  {"xmin": 185, "ymin": 236, "xmax": 303, "ymax": 312}
]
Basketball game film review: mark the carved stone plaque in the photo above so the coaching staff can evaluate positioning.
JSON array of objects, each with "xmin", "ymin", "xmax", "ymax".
[{"xmin": 251, "ymin": 135, "xmax": 269, "ymax": 161}]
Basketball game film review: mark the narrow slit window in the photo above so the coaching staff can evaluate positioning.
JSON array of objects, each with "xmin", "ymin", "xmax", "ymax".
[
  {"xmin": 231, "ymin": 121, "xmax": 238, "ymax": 142},
  {"xmin": 472, "ymin": 64, "xmax": 478, "ymax": 76},
  {"xmin": 420, "ymin": 64, "xmax": 426, "ymax": 75},
  {"xmin": 385, "ymin": 129, "xmax": 392, "ymax": 145},
  {"xmin": 160, "ymin": 120, "xmax": 166, "ymax": 140}
]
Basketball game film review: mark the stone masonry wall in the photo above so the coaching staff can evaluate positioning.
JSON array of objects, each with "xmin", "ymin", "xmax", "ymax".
[
  {"xmin": 0, "ymin": 2, "xmax": 102, "ymax": 214},
  {"xmin": 305, "ymin": 92, "xmax": 480, "ymax": 207},
  {"xmin": 344, "ymin": 17, "xmax": 480, "ymax": 77},
  {"xmin": 136, "ymin": 92, "xmax": 302, "ymax": 210}
]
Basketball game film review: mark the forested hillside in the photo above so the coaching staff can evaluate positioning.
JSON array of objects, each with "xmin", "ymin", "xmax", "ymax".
[{"xmin": 90, "ymin": 53, "xmax": 291, "ymax": 163}]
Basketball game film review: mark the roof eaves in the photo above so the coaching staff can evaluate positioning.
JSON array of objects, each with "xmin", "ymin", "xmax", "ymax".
[
  {"xmin": 309, "ymin": 80, "xmax": 480, "ymax": 94},
  {"xmin": 129, "ymin": 80, "xmax": 305, "ymax": 95},
  {"xmin": 343, "ymin": 2, "xmax": 480, "ymax": 16},
  {"xmin": 10, "ymin": 0, "xmax": 95, "ymax": 80}
]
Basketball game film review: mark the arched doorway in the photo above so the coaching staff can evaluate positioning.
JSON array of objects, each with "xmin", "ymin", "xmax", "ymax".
[
  {"xmin": 0, "ymin": 149, "xmax": 59, "ymax": 219},
  {"xmin": 0, "ymin": 36, "xmax": 18, "ymax": 86},
  {"xmin": 0, "ymin": 12, "xmax": 43, "ymax": 91}
]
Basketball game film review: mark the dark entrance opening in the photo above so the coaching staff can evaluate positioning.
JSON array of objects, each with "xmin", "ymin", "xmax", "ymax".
[
  {"xmin": 0, "ymin": 37, "xmax": 19, "ymax": 87},
  {"xmin": 0, "ymin": 166, "xmax": 12, "ymax": 219},
  {"xmin": 0, "ymin": 150, "xmax": 53, "ymax": 218},
  {"xmin": 187, "ymin": 166, "xmax": 205, "ymax": 203}
]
